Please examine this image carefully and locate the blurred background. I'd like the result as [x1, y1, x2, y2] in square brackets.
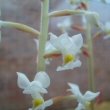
[1, 0, 110, 110]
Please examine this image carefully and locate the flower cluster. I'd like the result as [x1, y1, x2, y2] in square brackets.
[17, 71, 53, 110]
[1, 0, 108, 109]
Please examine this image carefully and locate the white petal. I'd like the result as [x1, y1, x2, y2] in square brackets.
[68, 83, 82, 99]
[17, 72, 30, 89]
[57, 33, 72, 50]
[34, 72, 50, 88]
[75, 103, 85, 110]
[23, 81, 47, 95]
[84, 91, 100, 101]
[45, 41, 60, 55]
[72, 34, 83, 50]
[49, 33, 57, 40]
[57, 60, 81, 71]
[43, 99, 53, 108]
[49, 33, 73, 52]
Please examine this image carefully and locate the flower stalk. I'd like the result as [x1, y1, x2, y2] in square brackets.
[37, 0, 49, 72]
[0, 20, 40, 37]
[49, 10, 85, 17]
[86, 21, 95, 110]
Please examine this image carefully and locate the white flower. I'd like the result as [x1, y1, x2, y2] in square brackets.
[17, 71, 50, 98]
[48, 33, 83, 71]
[68, 83, 100, 110]
[17, 71, 52, 110]
[34, 33, 83, 71]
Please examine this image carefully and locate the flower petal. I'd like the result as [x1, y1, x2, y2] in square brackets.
[34, 72, 50, 88]
[49, 33, 57, 40]
[84, 91, 100, 101]
[23, 81, 48, 95]
[72, 34, 83, 50]
[43, 99, 53, 108]
[68, 83, 82, 98]
[17, 72, 30, 89]
[49, 33, 73, 52]
[57, 59, 81, 71]
[45, 41, 60, 55]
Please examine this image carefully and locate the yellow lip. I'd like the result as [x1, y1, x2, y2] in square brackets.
[64, 54, 75, 64]
[33, 98, 44, 107]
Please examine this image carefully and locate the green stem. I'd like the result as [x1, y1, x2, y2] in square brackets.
[49, 10, 85, 17]
[0, 21, 40, 36]
[86, 22, 95, 92]
[86, 22, 95, 110]
[37, 0, 49, 72]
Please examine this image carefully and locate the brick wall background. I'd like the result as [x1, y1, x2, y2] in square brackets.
[1, 0, 110, 110]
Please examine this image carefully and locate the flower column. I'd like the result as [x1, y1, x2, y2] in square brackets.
[37, 0, 49, 72]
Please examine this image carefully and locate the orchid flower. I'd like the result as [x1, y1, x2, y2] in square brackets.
[47, 33, 83, 71]
[17, 71, 53, 110]
[34, 33, 83, 71]
[68, 83, 100, 110]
